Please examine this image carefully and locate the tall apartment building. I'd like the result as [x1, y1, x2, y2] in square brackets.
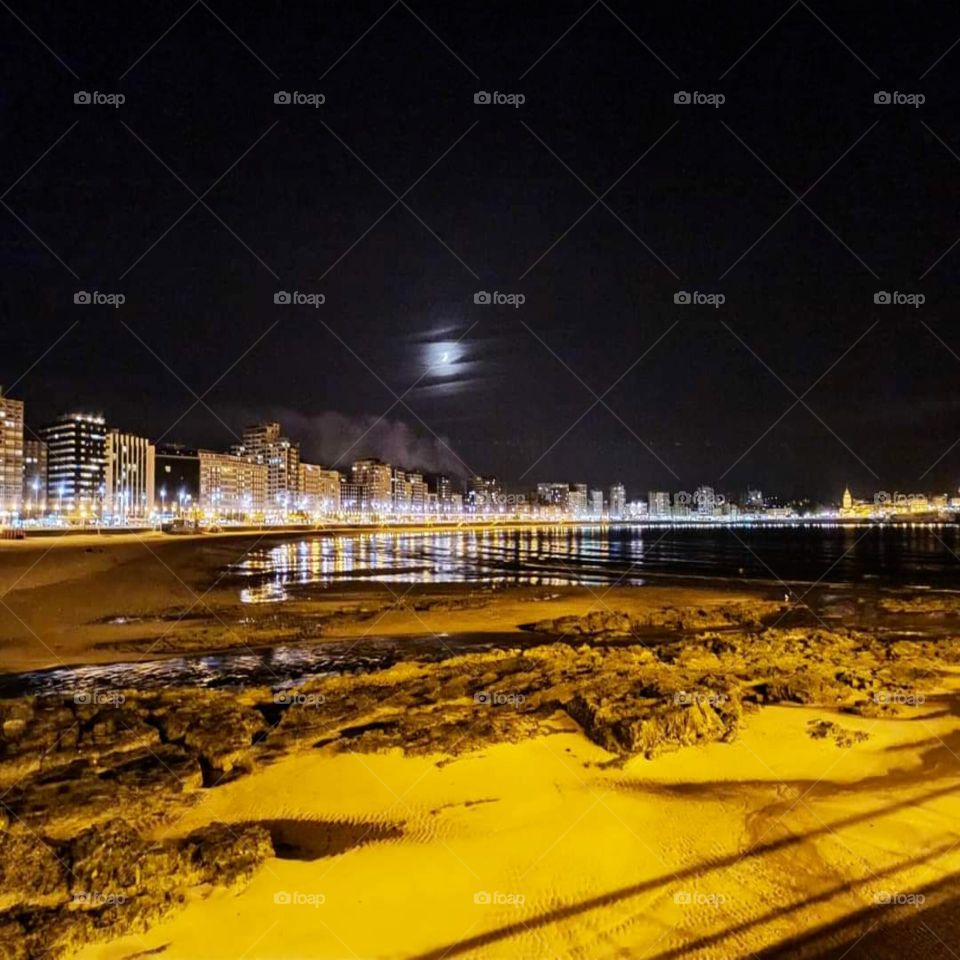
[589, 489, 603, 517]
[198, 450, 267, 517]
[537, 483, 570, 509]
[351, 458, 392, 511]
[40, 413, 107, 516]
[466, 475, 500, 510]
[242, 422, 300, 510]
[435, 474, 452, 507]
[648, 490, 672, 517]
[299, 463, 341, 513]
[391, 469, 428, 513]
[609, 483, 626, 519]
[570, 483, 588, 515]
[23, 439, 47, 515]
[0, 387, 24, 517]
[105, 429, 155, 522]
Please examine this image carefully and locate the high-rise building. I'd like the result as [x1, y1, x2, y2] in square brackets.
[537, 483, 570, 509]
[407, 472, 428, 512]
[0, 388, 24, 517]
[648, 490, 671, 517]
[589, 489, 603, 517]
[570, 483, 588, 515]
[351, 458, 392, 511]
[155, 444, 201, 515]
[105, 429, 155, 522]
[40, 413, 107, 517]
[695, 485, 717, 515]
[609, 483, 626, 519]
[299, 463, 341, 514]
[242, 422, 300, 511]
[466, 475, 500, 510]
[435, 475, 452, 508]
[23, 439, 47, 516]
[392, 468, 411, 511]
[198, 450, 267, 517]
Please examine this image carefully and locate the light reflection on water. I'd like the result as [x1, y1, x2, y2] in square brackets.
[235, 527, 626, 603]
[234, 524, 960, 603]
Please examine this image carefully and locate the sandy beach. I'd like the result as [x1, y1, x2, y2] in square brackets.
[72, 693, 960, 960]
[2, 529, 960, 959]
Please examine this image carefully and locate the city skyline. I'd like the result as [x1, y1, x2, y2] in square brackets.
[3, 384, 959, 522]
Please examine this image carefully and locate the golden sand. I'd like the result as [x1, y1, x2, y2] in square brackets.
[75, 685, 960, 959]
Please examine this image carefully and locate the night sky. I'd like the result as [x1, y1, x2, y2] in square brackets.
[3, 1, 960, 501]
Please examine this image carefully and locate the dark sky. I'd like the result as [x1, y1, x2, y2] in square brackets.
[3, 1, 960, 501]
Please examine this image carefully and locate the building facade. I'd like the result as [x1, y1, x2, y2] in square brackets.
[23, 439, 47, 516]
[40, 413, 107, 517]
[242, 422, 300, 511]
[351, 459, 392, 511]
[609, 483, 626, 519]
[0, 388, 24, 517]
[466, 475, 500, 510]
[198, 450, 267, 517]
[299, 463, 341, 514]
[648, 490, 671, 517]
[105, 429, 155, 522]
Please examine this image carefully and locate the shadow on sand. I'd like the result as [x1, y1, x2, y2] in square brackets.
[410, 702, 960, 960]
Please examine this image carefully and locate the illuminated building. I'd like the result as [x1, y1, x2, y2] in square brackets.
[570, 483, 588, 515]
[745, 488, 763, 512]
[352, 458, 392, 511]
[436, 474, 452, 507]
[0, 387, 24, 517]
[299, 463, 341, 514]
[408, 472, 428, 512]
[242, 422, 300, 510]
[648, 490, 671, 517]
[105, 429, 155, 522]
[589, 489, 603, 517]
[198, 450, 266, 517]
[392, 469, 411, 510]
[466, 475, 500, 510]
[537, 483, 570, 508]
[695, 485, 717, 515]
[40, 413, 106, 517]
[609, 483, 626, 520]
[23, 439, 47, 515]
